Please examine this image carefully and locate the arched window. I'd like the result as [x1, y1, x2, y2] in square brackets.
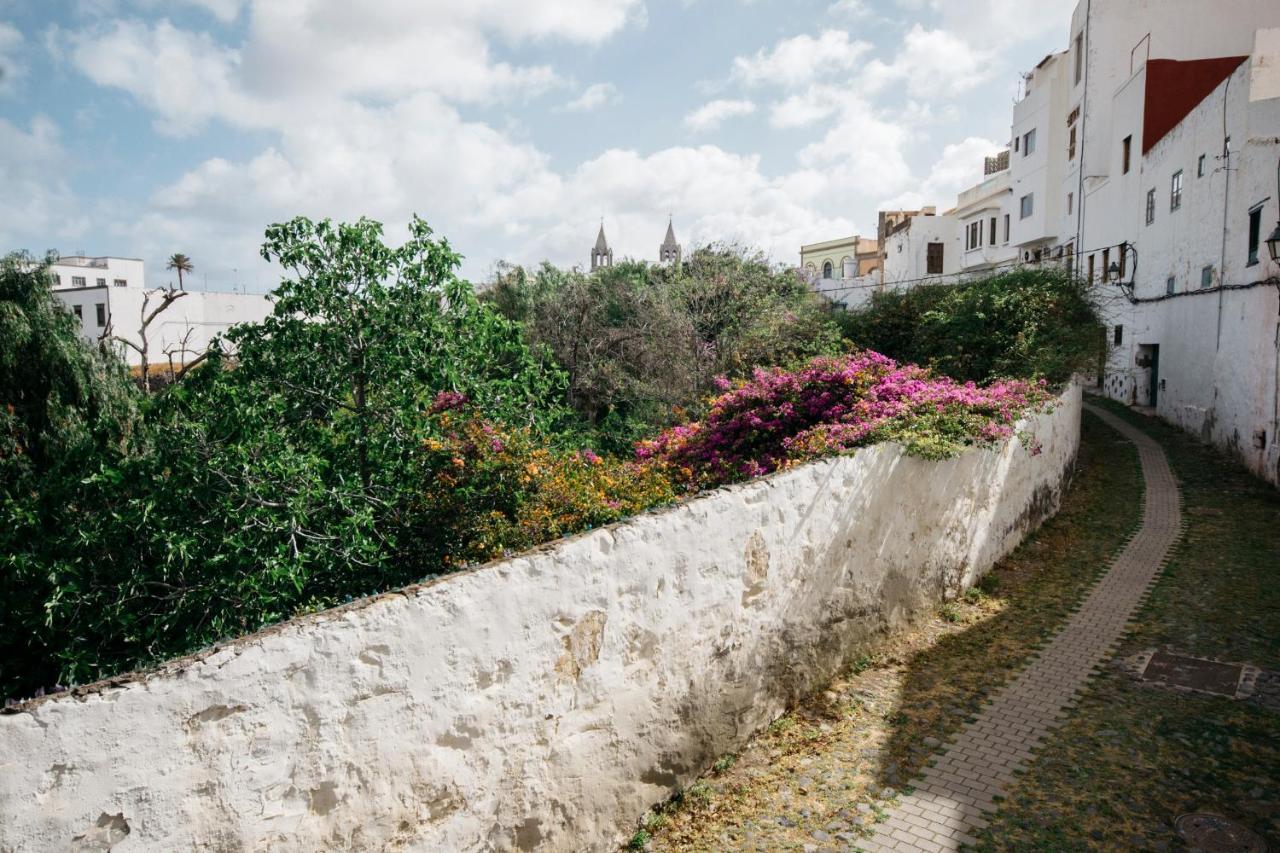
[822, 260, 834, 278]
[841, 256, 855, 278]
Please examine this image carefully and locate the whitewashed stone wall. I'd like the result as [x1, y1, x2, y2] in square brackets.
[0, 387, 1081, 853]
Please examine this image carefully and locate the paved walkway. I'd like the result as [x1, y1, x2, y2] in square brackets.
[860, 404, 1183, 852]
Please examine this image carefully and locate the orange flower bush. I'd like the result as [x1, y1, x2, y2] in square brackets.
[406, 399, 675, 568]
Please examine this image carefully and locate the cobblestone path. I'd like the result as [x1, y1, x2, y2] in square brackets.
[860, 403, 1183, 852]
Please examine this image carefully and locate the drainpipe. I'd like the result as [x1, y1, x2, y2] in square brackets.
[1216, 74, 1233, 352]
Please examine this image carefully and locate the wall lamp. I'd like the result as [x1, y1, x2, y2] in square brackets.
[1269, 156, 1280, 263]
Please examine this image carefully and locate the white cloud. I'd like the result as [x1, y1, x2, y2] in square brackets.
[827, 0, 872, 19]
[59, 19, 264, 135]
[130, 0, 245, 23]
[563, 82, 619, 112]
[894, 0, 1076, 47]
[683, 98, 756, 132]
[769, 86, 842, 129]
[56, 0, 648, 135]
[731, 29, 871, 88]
[0, 116, 90, 250]
[879, 136, 1004, 211]
[860, 25, 995, 99]
[0, 22, 25, 94]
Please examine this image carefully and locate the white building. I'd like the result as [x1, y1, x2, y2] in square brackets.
[49, 256, 273, 369]
[880, 153, 1014, 287]
[1010, 50, 1071, 266]
[875, 2, 1280, 486]
[881, 209, 960, 288]
[953, 156, 1017, 274]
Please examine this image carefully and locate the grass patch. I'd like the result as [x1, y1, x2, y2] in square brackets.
[639, 409, 1144, 851]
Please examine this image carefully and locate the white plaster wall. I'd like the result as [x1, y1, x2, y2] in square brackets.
[0, 388, 1081, 852]
[1010, 52, 1067, 252]
[50, 259, 145, 291]
[1100, 54, 1280, 485]
[51, 288, 275, 366]
[881, 214, 960, 287]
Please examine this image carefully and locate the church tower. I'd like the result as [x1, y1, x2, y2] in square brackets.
[659, 217, 681, 266]
[591, 222, 613, 271]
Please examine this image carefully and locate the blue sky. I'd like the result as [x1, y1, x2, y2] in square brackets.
[0, 0, 1076, 291]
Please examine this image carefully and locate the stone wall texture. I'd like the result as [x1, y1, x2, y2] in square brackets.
[0, 386, 1081, 853]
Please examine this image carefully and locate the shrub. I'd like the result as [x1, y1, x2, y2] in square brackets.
[403, 398, 676, 568]
[637, 351, 1051, 489]
[838, 267, 1103, 384]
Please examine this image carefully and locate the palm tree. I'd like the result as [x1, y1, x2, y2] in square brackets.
[166, 253, 194, 291]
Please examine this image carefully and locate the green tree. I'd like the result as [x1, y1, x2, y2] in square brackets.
[486, 245, 842, 450]
[0, 251, 145, 697]
[166, 253, 193, 291]
[0, 218, 569, 700]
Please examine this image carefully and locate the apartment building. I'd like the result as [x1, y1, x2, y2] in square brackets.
[876, 2, 1280, 486]
[49, 256, 273, 368]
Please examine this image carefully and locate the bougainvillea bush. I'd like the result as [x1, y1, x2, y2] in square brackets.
[637, 351, 1052, 489]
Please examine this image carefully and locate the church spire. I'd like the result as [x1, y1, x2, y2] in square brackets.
[591, 220, 613, 271]
[659, 215, 681, 266]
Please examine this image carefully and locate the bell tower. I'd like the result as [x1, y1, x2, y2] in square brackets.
[591, 221, 613, 271]
[659, 216, 682, 266]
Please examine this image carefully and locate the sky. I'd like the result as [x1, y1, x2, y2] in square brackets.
[0, 0, 1078, 292]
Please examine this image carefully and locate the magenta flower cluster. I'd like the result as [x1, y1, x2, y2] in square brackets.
[429, 390, 469, 414]
[636, 351, 1050, 487]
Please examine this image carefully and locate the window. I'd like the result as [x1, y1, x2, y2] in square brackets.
[1023, 128, 1036, 156]
[1113, 325, 1123, 346]
[73, 305, 82, 319]
[71, 275, 86, 287]
[1088, 253, 1095, 282]
[1200, 265, 1213, 289]
[1065, 242, 1075, 276]
[1170, 170, 1183, 210]
[1247, 206, 1263, 266]
[1166, 275, 1176, 295]
[1122, 135, 1132, 174]
[1020, 193, 1034, 219]
[53, 274, 61, 286]
[1197, 154, 1206, 177]
[96, 277, 106, 287]
[1146, 188, 1156, 225]
[1074, 33, 1083, 85]
[1067, 192, 1074, 216]
[822, 260, 833, 278]
[1003, 214, 1010, 242]
[1068, 126, 1077, 160]
[113, 279, 127, 287]
[966, 221, 982, 250]
[1118, 244, 1127, 279]
[926, 242, 944, 274]
[989, 216, 997, 245]
[95, 303, 106, 327]
[1102, 248, 1111, 282]
[1013, 136, 1019, 153]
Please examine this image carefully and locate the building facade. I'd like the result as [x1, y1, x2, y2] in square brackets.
[49, 256, 273, 368]
[872, 3, 1280, 486]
